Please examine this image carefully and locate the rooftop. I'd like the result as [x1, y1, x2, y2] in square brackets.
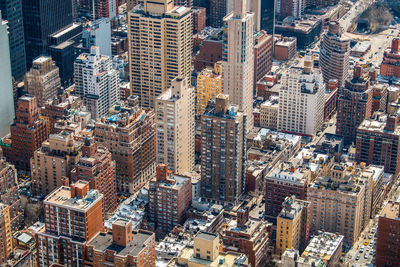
[301, 232, 343, 261]
[380, 201, 400, 220]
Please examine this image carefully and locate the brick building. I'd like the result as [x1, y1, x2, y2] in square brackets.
[274, 37, 296, 61]
[149, 165, 192, 237]
[192, 7, 206, 34]
[0, 204, 12, 264]
[380, 38, 400, 78]
[2, 96, 49, 171]
[71, 138, 117, 213]
[253, 31, 273, 87]
[193, 28, 223, 71]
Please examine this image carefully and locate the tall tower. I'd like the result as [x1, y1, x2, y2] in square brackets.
[155, 77, 195, 174]
[128, 0, 192, 108]
[0, 14, 15, 139]
[0, 0, 26, 80]
[223, 0, 254, 132]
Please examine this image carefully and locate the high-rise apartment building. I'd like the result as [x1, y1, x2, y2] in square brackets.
[276, 0, 303, 19]
[24, 56, 61, 108]
[128, 0, 192, 108]
[223, 0, 254, 131]
[196, 63, 223, 115]
[71, 138, 117, 213]
[0, 159, 23, 230]
[380, 38, 400, 78]
[148, 165, 192, 236]
[2, 96, 49, 171]
[94, 95, 156, 193]
[336, 65, 373, 144]
[254, 31, 273, 87]
[278, 57, 325, 136]
[36, 180, 104, 267]
[74, 46, 120, 119]
[307, 163, 374, 245]
[276, 196, 310, 256]
[356, 113, 400, 175]
[81, 18, 112, 57]
[0, 0, 26, 80]
[376, 201, 400, 267]
[320, 21, 350, 87]
[192, 7, 206, 34]
[155, 77, 194, 174]
[22, 0, 73, 68]
[31, 131, 82, 196]
[0, 15, 15, 139]
[200, 94, 246, 204]
[0, 203, 12, 264]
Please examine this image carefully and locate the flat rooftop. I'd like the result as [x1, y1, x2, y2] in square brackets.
[380, 201, 400, 220]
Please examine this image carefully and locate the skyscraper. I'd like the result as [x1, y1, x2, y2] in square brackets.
[320, 21, 350, 87]
[128, 0, 192, 108]
[276, 0, 303, 19]
[22, 0, 73, 68]
[155, 77, 195, 174]
[223, 0, 254, 132]
[24, 56, 61, 107]
[74, 46, 120, 119]
[0, 14, 15, 139]
[210, 0, 227, 27]
[0, 0, 26, 81]
[261, 0, 275, 34]
[200, 94, 246, 204]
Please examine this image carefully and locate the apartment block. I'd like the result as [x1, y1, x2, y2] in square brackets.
[128, 0, 192, 108]
[149, 165, 192, 236]
[196, 63, 222, 115]
[260, 97, 278, 130]
[2, 96, 49, 171]
[85, 219, 156, 266]
[36, 181, 104, 267]
[192, 7, 206, 34]
[155, 77, 195, 174]
[193, 28, 223, 71]
[276, 0, 303, 19]
[94, 95, 156, 193]
[31, 131, 82, 196]
[274, 37, 296, 61]
[253, 31, 273, 87]
[380, 38, 400, 78]
[200, 94, 246, 204]
[278, 57, 325, 136]
[223, 0, 254, 131]
[71, 138, 117, 213]
[320, 21, 350, 87]
[74, 46, 120, 119]
[0, 204, 12, 264]
[24, 56, 61, 108]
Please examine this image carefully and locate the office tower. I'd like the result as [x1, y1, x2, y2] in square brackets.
[200, 94, 246, 204]
[356, 113, 400, 175]
[74, 46, 120, 119]
[278, 57, 325, 136]
[376, 201, 400, 267]
[71, 138, 117, 213]
[223, 0, 254, 131]
[2, 96, 49, 171]
[210, 0, 227, 27]
[336, 65, 373, 144]
[192, 7, 206, 34]
[24, 56, 61, 108]
[307, 163, 375, 245]
[85, 219, 156, 266]
[0, 204, 12, 264]
[148, 165, 192, 236]
[0, 159, 23, 231]
[380, 38, 400, 78]
[94, 95, 156, 193]
[81, 18, 112, 57]
[0, 0, 26, 81]
[261, 0, 275, 34]
[320, 21, 350, 87]
[222, 208, 272, 267]
[22, 0, 73, 68]
[31, 131, 82, 196]
[276, 0, 303, 19]
[276, 196, 310, 256]
[128, 0, 192, 108]
[36, 181, 104, 267]
[253, 31, 273, 87]
[0, 16, 15, 139]
[265, 163, 309, 221]
[196, 63, 222, 115]
[155, 77, 194, 174]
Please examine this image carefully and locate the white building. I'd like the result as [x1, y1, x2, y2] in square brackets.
[74, 46, 119, 119]
[155, 77, 195, 175]
[82, 18, 112, 57]
[0, 14, 15, 138]
[223, 0, 254, 132]
[278, 57, 325, 136]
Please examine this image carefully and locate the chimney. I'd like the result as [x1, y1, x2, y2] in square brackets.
[385, 115, 399, 132]
[215, 94, 229, 114]
[62, 177, 70, 187]
[392, 38, 400, 53]
[112, 219, 133, 247]
[328, 79, 338, 91]
[237, 208, 249, 227]
[156, 164, 168, 182]
[354, 64, 363, 79]
[70, 180, 89, 199]
[369, 69, 377, 82]
[328, 21, 340, 35]
[82, 138, 97, 157]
